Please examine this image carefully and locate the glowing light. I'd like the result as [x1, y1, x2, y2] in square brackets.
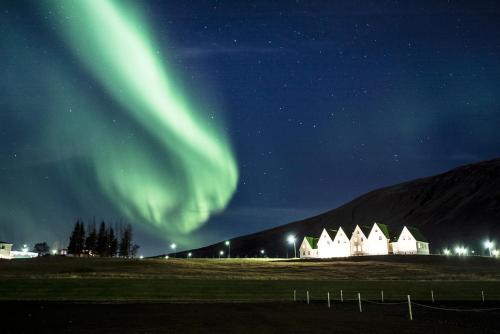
[164, 255, 169, 259]
[139, 255, 144, 259]
[225, 241, 230, 246]
[443, 249, 450, 256]
[260, 249, 265, 254]
[484, 241, 494, 249]
[170, 243, 177, 250]
[287, 235, 296, 244]
[454, 246, 468, 256]
[187, 252, 192, 258]
[44, 0, 238, 238]
[492, 250, 499, 257]
[51, 249, 57, 255]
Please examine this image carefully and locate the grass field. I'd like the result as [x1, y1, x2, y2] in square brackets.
[1, 256, 500, 333]
[0, 255, 499, 302]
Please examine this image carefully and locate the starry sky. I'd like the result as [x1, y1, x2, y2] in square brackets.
[1, 1, 500, 256]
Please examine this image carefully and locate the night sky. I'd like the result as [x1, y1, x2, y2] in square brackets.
[1, 1, 500, 256]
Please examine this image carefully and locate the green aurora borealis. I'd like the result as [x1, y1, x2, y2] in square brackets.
[42, 0, 238, 236]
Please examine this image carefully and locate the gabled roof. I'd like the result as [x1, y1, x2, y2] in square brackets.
[374, 223, 391, 239]
[336, 227, 352, 238]
[358, 225, 372, 236]
[0, 241, 12, 244]
[406, 226, 427, 242]
[305, 236, 319, 249]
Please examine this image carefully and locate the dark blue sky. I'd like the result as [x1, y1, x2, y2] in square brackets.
[1, 1, 500, 255]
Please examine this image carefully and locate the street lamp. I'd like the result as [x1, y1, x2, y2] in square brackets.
[287, 235, 297, 258]
[443, 249, 450, 256]
[170, 243, 177, 258]
[51, 249, 57, 255]
[484, 240, 494, 257]
[260, 249, 265, 257]
[225, 240, 231, 258]
[219, 250, 224, 259]
[187, 252, 192, 258]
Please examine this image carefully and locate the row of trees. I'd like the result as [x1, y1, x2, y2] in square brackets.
[68, 220, 139, 257]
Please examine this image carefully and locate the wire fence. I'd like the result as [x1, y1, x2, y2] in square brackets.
[293, 289, 500, 320]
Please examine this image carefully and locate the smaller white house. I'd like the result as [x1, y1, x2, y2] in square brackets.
[367, 222, 391, 255]
[393, 226, 429, 255]
[331, 227, 352, 257]
[299, 236, 319, 258]
[0, 241, 13, 259]
[350, 225, 371, 256]
[317, 229, 337, 258]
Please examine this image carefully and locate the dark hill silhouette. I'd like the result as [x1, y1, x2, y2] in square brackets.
[171, 158, 500, 258]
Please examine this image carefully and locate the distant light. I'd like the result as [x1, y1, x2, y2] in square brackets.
[22, 244, 29, 253]
[170, 243, 177, 250]
[287, 235, 296, 244]
[484, 241, 494, 250]
[225, 240, 230, 246]
[260, 249, 265, 254]
[219, 250, 224, 255]
[51, 249, 57, 255]
[443, 249, 450, 256]
[164, 255, 169, 259]
[492, 249, 499, 257]
[139, 255, 144, 259]
[455, 246, 467, 256]
[188, 252, 192, 258]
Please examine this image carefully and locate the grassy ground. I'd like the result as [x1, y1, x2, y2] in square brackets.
[0, 256, 499, 301]
[1, 256, 499, 332]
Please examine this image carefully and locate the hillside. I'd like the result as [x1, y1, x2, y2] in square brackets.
[173, 158, 500, 258]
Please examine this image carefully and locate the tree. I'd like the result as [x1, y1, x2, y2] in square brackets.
[68, 220, 85, 255]
[96, 221, 108, 257]
[109, 227, 118, 257]
[131, 244, 140, 258]
[85, 222, 97, 255]
[119, 224, 132, 258]
[33, 242, 50, 256]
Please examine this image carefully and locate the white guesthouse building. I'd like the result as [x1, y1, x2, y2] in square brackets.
[299, 236, 318, 258]
[301, 223, 429, 258]
[0, 241, 13, 259]
[391, 226, 429, 255]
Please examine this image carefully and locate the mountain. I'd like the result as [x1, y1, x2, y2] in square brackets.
[172, 158, 500, 258]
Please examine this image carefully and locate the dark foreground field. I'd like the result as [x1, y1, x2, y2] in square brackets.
[1, 301, 499, 334]
[1, 256, 499, 332]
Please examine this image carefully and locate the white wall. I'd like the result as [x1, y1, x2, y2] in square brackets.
[317, 229, 335, 258]
[299, 238, 318, 258]
[395, 226, 418, 254]
[331, 227, 351, 257]
[0, 243, 13, 259]
[367, 223, 390, 255]
[350, 225, 368, 255]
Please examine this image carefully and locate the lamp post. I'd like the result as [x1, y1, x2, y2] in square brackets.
[187, 252, 192, 258]
[287, 235, 297, 258]
[219, 250, 224, 259]
[484, 241, 494, 257]
[225, 240, 231, 258]
[260, 249, 265, 257]
[170, 243, 177, 258]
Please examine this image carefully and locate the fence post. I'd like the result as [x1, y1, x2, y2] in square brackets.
[381, 290, 384, 302]
[431, 290, 434, 303]
[340, 289, 343, 302]
[307, 290, 310, 304]
[407, 295, 413, 321]
[293, 289, 296, 302]
[327, 292, 331, 308]
[358, 293, 362, 313]
[482, 290, 485, 303]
